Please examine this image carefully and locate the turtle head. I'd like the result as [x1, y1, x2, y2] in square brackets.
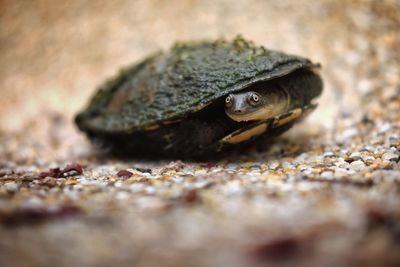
[224, 89, 288, 122]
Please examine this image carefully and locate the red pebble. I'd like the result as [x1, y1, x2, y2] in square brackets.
[39, 163, 83, 178]
[39, 168, 62, 178]
[62, 164, 83, 176]
[117, 170, 133, 178]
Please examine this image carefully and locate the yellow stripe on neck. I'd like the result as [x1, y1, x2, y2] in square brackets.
[226, 102, 287, 122]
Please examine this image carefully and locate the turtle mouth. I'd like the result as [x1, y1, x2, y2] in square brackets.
[225, 106, 278, 122]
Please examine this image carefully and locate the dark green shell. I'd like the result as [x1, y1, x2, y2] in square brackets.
[75, 36, 322, 158]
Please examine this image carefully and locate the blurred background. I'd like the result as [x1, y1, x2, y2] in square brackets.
[4, 0, 399, 133]
[0, 1, 399, 267]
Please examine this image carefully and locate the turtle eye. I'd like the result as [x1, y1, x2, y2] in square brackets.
[225, 95, 233, 107]
[248, 93, 261, 106]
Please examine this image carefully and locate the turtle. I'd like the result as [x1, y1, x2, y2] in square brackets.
[75, 36, 323, 158]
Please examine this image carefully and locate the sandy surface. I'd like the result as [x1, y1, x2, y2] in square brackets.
[0, 0, 399, 266]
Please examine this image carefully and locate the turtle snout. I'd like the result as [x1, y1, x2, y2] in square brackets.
[234, 109, 242, 113]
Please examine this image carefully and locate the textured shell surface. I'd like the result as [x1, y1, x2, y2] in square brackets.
[76, 36, 316, 134]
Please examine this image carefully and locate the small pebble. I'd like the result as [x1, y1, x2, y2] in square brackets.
[301, 168, 312, 176]
[116, 191, 130, 200]
[134, 167, 152, 174]
[363, 156, 375, 165]
[62, 164, 83, 176]
[361, 146, 375, 153]
[117, 170, 133, 178]
[349, 152, 362, 162]
[20, 197, 44, 209]
[4, 182, 18, 192]
[382, 152, 399, 162]
[323, 151, 335, 158]
[350, 160, 366, 171]
[282, 162, 295, 170]
[320, 171, 334, 179]
[389, 135, 400, 146]
[378, 122, 391, 134]
[269, 161, 280, 170]
[341, 128, 358, 139]
[336, 160, 351, 170]
[334, 168, 355, 178]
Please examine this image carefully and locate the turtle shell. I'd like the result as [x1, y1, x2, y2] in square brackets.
[75, 36, 323, 158]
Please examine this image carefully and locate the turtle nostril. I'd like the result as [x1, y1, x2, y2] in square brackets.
[234, 109, 242, 113]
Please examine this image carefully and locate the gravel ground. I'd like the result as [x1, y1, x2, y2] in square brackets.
[0, 1, 399, 267]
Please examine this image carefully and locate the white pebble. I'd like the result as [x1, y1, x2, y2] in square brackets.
[382, 152, 399, 162]
[350, 160, 366, 171]
[20, 197, 43, 209]
[334, 168, 355, 178]
[4, 182, 18, 192]
[282, 162, 295, 169]
[363, 156, 375, 164]
[378, 122, 391, 134]
[268, 161, 280, 170]
[320, 171, 334, 179]
[349, 152, 362, 161]
[341, 128, 358, 139]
